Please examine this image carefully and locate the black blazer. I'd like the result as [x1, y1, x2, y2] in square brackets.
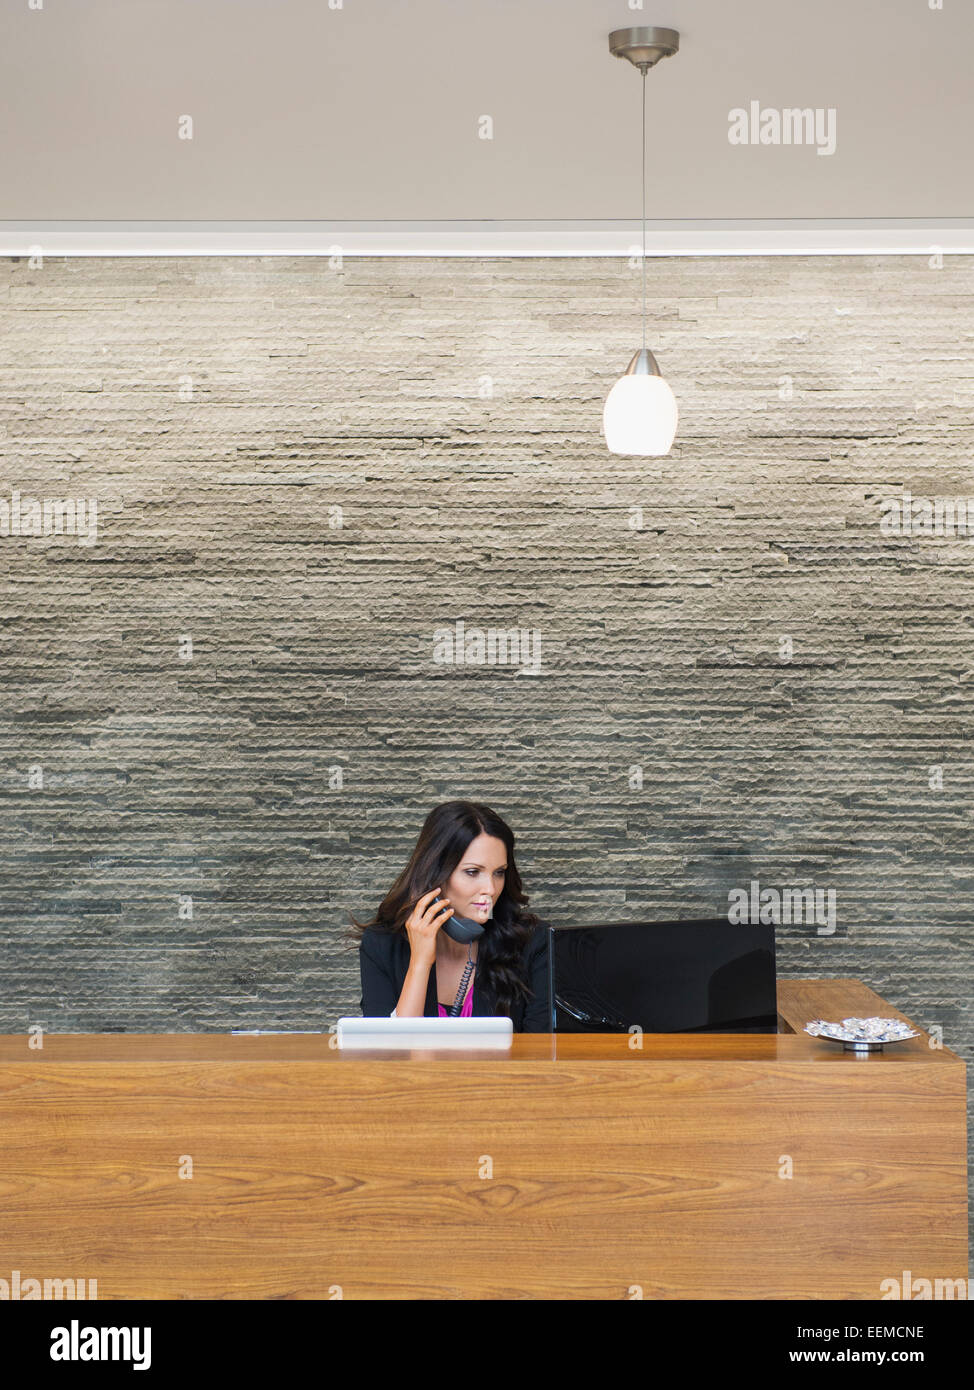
[359, 920, 551, 1032]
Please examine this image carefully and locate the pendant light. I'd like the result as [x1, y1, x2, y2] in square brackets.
[603, 27, 680, 457]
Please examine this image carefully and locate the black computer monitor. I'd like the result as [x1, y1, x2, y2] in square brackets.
[549, 919, 778, 1033]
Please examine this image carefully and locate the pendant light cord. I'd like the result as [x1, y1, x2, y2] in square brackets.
[641, 69, 647, 350]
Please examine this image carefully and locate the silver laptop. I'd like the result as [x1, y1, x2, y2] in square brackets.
[336, 1016, 513, 1050]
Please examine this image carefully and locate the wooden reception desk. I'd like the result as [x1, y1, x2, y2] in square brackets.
[0, 979, 966, 1300]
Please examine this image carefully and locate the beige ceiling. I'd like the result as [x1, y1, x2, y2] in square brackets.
[0, 0, 971, 249]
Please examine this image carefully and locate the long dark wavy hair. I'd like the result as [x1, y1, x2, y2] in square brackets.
[349, 800, 539, 1015]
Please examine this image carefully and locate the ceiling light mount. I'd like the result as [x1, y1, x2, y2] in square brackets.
[608, 26, 680, 75]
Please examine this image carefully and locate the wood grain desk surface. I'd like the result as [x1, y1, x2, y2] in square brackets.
[0, 977, 964, 1300]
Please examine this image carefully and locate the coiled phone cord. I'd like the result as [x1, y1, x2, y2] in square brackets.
[447, 946, 476, 1017]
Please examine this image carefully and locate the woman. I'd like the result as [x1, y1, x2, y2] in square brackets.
[352, 800, 550, 1031]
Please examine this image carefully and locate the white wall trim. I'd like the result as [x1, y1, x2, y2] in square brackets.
[1, 220, 972, 258]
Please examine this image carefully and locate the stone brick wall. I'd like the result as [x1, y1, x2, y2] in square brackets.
[1, 253, 971, 1241]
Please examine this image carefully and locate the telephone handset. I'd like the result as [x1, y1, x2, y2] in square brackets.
[431, 894, 486, 945]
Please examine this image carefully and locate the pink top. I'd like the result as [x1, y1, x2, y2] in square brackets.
[438, 974, 474, 1018]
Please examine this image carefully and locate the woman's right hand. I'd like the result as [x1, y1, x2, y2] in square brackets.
[404, 887, 453, 964]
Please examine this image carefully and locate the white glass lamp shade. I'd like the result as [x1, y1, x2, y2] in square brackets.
[603, 361, 678, 457]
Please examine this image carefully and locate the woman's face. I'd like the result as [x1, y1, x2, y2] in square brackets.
[443, 833, 508, 924]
